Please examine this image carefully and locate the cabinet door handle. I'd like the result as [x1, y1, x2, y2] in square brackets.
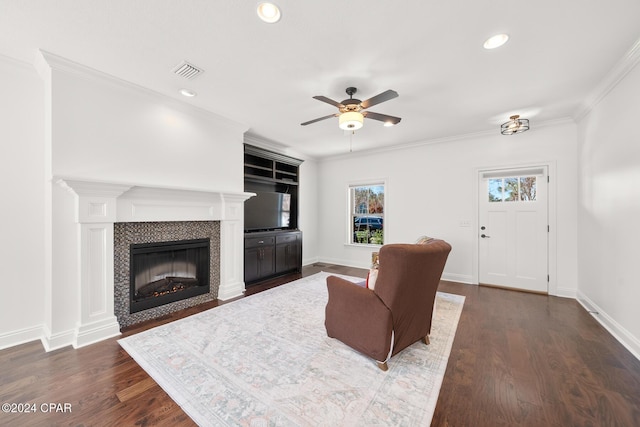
[258, 240, 264, 244]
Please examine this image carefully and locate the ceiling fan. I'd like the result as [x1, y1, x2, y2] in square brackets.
[301, 87, 401, 130]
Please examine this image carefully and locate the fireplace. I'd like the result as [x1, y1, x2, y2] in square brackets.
[49, 178, 252, 351]
[130, 238, 210, 313]
[113, 220, 221, 328]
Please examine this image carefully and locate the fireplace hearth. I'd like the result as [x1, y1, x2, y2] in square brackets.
[130, 238, 210, 313]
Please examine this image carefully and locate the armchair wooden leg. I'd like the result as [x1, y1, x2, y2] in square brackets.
[422, 335, 430, 345]
[377, 361, 388, 371]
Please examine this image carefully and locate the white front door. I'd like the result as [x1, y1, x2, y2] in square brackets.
[478, 166, 548, 293]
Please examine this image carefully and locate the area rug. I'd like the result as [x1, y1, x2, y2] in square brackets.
[118, 272, 465, 426]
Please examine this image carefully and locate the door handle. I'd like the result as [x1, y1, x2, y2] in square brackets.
[481, 234, 491, 238]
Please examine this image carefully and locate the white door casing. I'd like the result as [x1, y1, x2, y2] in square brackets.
[478, 166, 549, 293]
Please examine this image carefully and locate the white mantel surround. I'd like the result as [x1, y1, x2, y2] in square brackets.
[55, 177, 254, 350]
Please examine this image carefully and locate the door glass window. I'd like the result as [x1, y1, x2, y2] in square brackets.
[504, 178, 518, 201]
[519, 176, 537, 201]
[488, 176, 537, 202]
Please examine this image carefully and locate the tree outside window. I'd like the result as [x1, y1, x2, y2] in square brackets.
[489, 176, 537, 202]
[349, 184, 384, 245]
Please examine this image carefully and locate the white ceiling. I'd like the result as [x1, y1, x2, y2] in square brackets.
[2, 1, 640, 158]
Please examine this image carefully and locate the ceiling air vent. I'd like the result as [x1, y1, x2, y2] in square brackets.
[172, 61, 204, 80]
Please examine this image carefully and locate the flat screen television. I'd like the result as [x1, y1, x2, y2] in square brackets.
[245, 191, 291, 231]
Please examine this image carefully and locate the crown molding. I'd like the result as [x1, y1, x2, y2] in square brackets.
[573, 37, 640, 122]
[35, 50, 249, 134]
[0, 52, 36, 71]
[319, 117, 576, 162]
[244, 132, 312, 161]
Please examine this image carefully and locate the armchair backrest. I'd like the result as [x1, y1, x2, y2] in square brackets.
[373, 240, 451, 355]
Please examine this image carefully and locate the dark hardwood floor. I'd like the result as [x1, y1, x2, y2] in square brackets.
[1, 264, 639, 426]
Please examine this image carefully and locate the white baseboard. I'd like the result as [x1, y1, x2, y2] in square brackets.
[442, 272, 473, 284]
[218, 280, 245, 301]
[74, 317, 121, 349]
[302, 256, 320, 267]
[314, 258, 472, 286]
[577, 291, 640, 362]
[0, 325, 45, 351]
[41, 325, 76, 352]
[316, 257, 369, 270]
[553, 286, 577, 299]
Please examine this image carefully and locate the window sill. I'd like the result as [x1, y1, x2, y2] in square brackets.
[344, 242, 383, 249]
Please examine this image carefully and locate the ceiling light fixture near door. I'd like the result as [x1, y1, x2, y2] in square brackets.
[257, 2, 281, 23]
[501, 115, 529, 135]
[483, 33, 509, 49]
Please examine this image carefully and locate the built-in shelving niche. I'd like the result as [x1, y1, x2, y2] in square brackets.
[243, 144, 303, 285]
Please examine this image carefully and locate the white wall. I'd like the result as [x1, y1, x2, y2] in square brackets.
[48, 57, 245, 191]
[299, 158, 319, 265]
[576, 60, 640, 357]
[316, 121, 578, 295]
[0, 55, 46, 349]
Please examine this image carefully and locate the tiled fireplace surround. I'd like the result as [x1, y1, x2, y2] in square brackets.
[58, 178, 253, 349]
[113, 220, 220, 328]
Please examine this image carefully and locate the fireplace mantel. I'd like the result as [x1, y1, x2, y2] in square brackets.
[54, 177, 254, 349]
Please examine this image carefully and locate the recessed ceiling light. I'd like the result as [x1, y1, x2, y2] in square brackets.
[257, 2, 281, 23]
[483, 33, 509, 49]
[179, 88, 197, 97]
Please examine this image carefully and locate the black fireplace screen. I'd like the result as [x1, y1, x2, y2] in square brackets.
[130, 238, 210, 313]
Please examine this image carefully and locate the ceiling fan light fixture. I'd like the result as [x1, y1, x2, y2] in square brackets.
[501, 114, 530, 135]
[484, 33, 509, 49]
[339, 111, 364, 130]
[383, 121, 395, 127]
[257, 2, 281, 23]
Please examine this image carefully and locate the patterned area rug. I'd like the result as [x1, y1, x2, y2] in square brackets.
[118, 272, 465, 426]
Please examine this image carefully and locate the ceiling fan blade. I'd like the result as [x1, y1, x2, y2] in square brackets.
[313, 95, 345, 108]
[301, 113, 338, 126]
[363, 111, 402, 125]
[360, 90, 399, 109]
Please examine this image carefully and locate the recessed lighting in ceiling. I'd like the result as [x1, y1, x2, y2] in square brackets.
[179, 88, 197, 97]
[483, 33, 509, 49]
[257, 3, 281, 23]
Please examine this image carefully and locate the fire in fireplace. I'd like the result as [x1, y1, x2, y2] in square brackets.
[130, 238, 210, 313]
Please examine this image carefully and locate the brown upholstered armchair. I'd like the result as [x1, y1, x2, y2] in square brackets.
[324, 239, 451, 371]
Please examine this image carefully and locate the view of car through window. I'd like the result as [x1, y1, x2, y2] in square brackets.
[350, 184, 384, 245]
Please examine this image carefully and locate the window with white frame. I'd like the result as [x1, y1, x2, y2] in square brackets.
[349, 183, 384, 245]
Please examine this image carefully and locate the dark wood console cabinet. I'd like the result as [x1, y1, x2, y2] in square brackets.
[244, 144, 303, 286]
[244, 230, 302, 285]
